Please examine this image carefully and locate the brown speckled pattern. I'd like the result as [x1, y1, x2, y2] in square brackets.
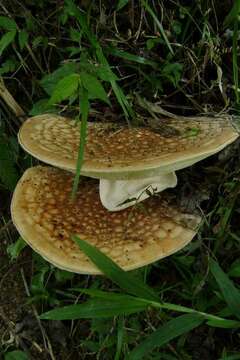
[23, 115, 229, 161]
[18, 115, 238, 180]
[11, 166, 201, 274]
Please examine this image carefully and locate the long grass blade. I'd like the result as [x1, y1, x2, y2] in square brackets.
[72, 236, 159, 301]
[40, 298, 148, 320]
[210, 258, 240, 320]
[127, 314, 204, 360]
[141, 0, 174, 55]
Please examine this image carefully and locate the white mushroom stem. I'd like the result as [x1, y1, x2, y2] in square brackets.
[99, 173, 177, 211]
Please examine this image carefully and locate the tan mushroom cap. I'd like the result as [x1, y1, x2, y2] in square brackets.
[18, 114, 239, 180]
[11, 166, 201, 274]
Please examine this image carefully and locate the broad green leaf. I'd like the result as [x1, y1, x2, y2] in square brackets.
[0, 30, 16, 56]
[4, 350, 28, 360]
[0, 59, 17, 75]
[72, 236, 159, 302]
[224, 0, 240, 27]
[81, 72, 110, 104]
[29, 99, 56, 116]
[54, 269, 74, 283]
[71, 88, 89, 198]
[127, 314, 204, 360]
[40, 62, 79, 95]
[228, 259, 240, 278]
[40, 298, 148, 320]
[18, 30, 29, 50]
[0, 16, 17, 31]
[7, 237, 27, 260]
[117, 0, 130, 11]
[162, 63, 183, 87]
[210, 258, 240, 320]
[48, 73, 80, 105]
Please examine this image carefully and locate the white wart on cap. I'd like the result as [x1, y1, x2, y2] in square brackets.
[11, 166, 201, 274]
[18, 114, 239, 180]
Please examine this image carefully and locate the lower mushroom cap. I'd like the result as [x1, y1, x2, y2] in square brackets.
[11, 166, 201, 274]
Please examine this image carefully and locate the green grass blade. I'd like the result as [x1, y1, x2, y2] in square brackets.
[72, 236, 159, 302]
[115, 316, 125, 360]
[127, 314, 204, 360]
[206, 318, 240, 329]
[40, 298, 148, 320]
[107, 47, 159, 68]
[233, 21, 239, 105]
[71, 89, 89, 198]
[141, 0, 174, 55]
[210, 258, 240, 320]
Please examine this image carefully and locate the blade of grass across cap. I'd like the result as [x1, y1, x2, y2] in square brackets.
[66, 0, 134, 122]
[210, 258, 240, 320]
[40, 298, 148, 320]
[127, 313, 204, 360]
[71, 88, 89, 199]
[72, 236, 159, 301]
[141, 0, 174, 55]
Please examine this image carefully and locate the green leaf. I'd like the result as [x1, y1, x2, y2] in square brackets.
[210, 258, 240, 320]
[48, 73, 80, 105]
[116, 0, 130, 11]
[228, 259, 240, 278]
[0, 59, 17, 75]
[224, 0, 240, 27]
[54, 269, 74, 283]
[29, 99, 56, 116]
[4, 350, 28, 360]
[81, 72, 110, 104]
[162, 63, 183, 87]
[18, 30, 29, 50]
[40, 298, 148, 320]
[72, 236, 159, 302]
[0, 16, 17, 31]
[7, 237, 27, 260]
[127, 314, 204, 360]
[40, 62, 79, 95]
[0, 30, 16, 56]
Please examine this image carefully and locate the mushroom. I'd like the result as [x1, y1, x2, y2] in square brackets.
[18, 114, 239, 210]
[11, 166, 201, 274]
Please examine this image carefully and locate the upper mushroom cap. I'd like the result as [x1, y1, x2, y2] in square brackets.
[18, 114, 239, 180]
[11, 166, 201, 274]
